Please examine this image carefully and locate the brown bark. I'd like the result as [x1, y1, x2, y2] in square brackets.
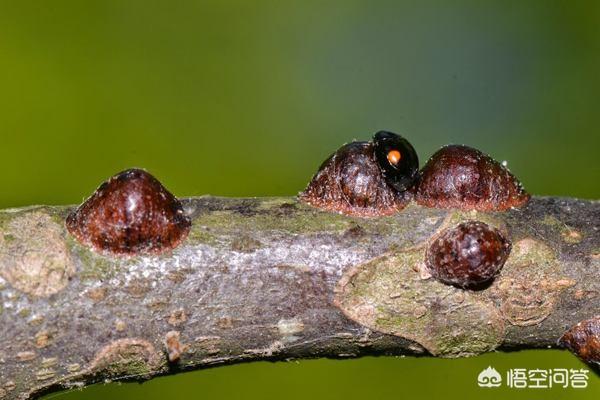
[0, 196, 598, 399]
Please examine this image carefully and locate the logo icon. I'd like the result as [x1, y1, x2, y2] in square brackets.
[478, 366, 502, 388]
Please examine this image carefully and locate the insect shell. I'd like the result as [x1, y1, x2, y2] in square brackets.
[300, 132, 530, 216]
[558, 316, 600, 368]
[425, 221, 511, 288]
[66, 168, 191, 256]
[299, 131, 419, 217]
[415, 144, 530, 211]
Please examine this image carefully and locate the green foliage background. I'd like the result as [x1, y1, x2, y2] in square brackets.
[0, 1, 597, 399]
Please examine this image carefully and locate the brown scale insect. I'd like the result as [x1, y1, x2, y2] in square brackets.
[559, 316, 600, 369]
[299, 131, 419, 217]
[164, 331, 184, 363]
[66, 168, 191, 256]
[425, 221, 511, 288]
[415, 145, 530, 211]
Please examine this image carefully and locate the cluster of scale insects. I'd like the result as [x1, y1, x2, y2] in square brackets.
[297, 131, 530, 288]
[64, 131, 598, 366]
[66, 131, 529, 290]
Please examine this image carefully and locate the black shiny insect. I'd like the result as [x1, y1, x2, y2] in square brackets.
[373, 131, 419, 192]
[299, 130, 419, 216]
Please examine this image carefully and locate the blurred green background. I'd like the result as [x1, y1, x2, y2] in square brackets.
[0, 1, 597, 399]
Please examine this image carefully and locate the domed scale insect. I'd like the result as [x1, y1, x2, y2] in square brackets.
[425, 220, 512, 288]
[66, 168, 191, 256]
[300, 131, 529, 216]
[415, 144, 530, 211]
[299, 131, 419, 217]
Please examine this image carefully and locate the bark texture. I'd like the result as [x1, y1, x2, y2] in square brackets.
[0, 196, 598, 399]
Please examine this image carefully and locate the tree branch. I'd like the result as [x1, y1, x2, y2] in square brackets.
[0, 196, 598, 399]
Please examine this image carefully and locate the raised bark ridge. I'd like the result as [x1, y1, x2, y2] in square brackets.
[0, 196, 598, 399]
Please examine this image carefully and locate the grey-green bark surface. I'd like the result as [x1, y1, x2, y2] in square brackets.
[0, 196, 598, 399]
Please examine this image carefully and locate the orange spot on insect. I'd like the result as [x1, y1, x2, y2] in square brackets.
[387, 150, 401, 165]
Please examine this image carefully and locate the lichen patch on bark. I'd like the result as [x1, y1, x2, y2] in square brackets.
[191, 197, 447, 250]
[541, 215, 584, 244]
[489, 238, 575, 326]
[190, 336, 222, 357]
[0, 211, 74, 297]
[334, 249, 505, 357]
[87, 338, 163, 379]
